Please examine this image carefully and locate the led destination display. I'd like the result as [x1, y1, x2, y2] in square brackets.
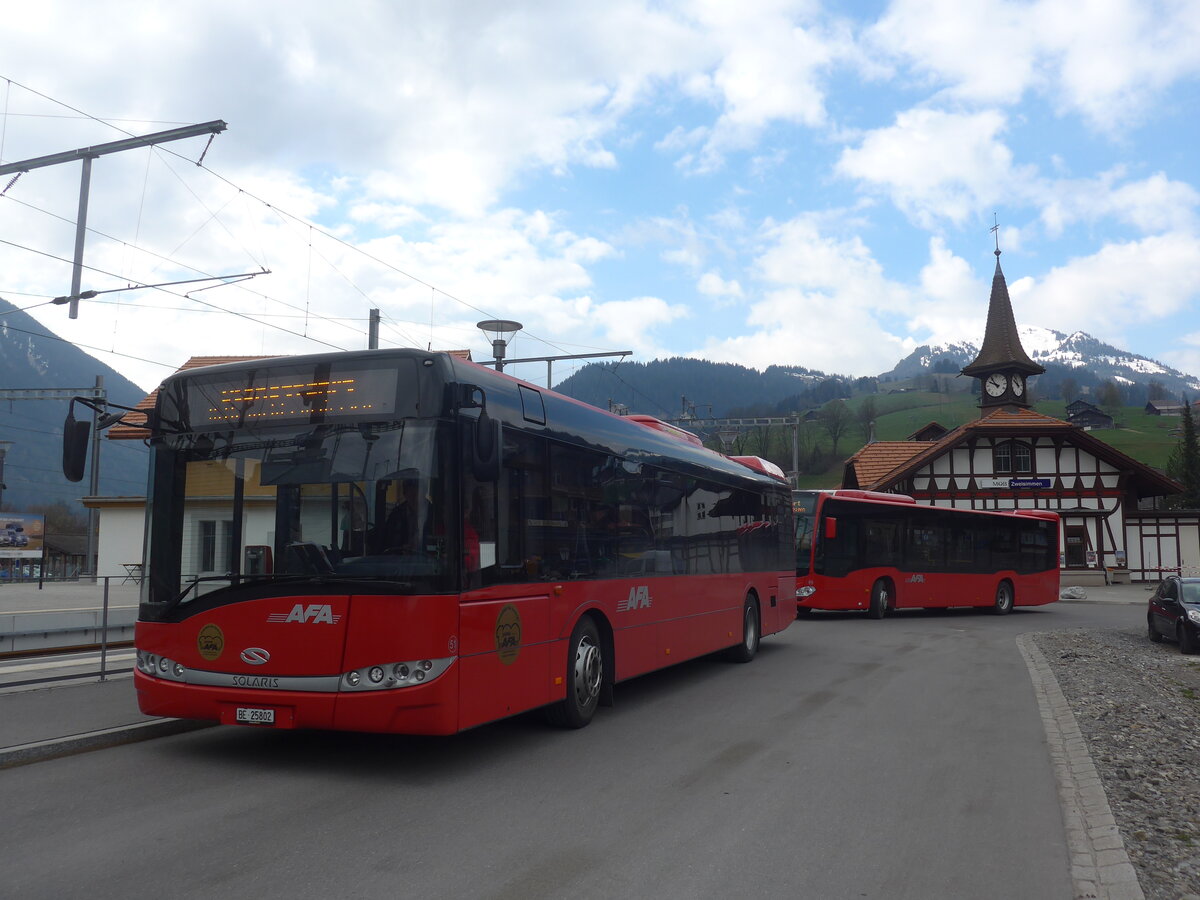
[183, 365, 402, 430]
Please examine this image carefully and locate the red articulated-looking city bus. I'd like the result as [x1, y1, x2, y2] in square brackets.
[794, 490, 1059, 617]
[120, 349, 795, 734]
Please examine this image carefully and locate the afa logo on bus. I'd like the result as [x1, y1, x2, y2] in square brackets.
[618, 586, 652, 612]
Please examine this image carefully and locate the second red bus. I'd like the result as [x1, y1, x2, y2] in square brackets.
[794, 489, 1059, 616]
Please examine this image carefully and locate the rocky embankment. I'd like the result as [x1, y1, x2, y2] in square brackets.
[1031, 627, 1200, 900]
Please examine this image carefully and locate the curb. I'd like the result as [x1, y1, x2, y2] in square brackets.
[1018, 634, 1145, 900]
[0, 718, 216, 769]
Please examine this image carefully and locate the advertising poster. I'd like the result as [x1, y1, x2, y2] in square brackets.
[0, 513, 45, 559]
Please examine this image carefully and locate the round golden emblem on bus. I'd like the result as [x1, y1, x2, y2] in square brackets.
[197, 624, 224, 661]
[495, 604, 521, 665]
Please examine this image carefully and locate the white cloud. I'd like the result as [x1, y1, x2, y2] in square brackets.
[675, 1, 851, 172]
[908, 237, 988, 344]
[1041, 170, 1200, 237]
[588, 296, 689, 357]
[1012, 233, 1200, 337]
[870, 0, 1200, 131]
[836, 108, 1035, 227]
[697, 271, 743, 298]
[694, 216, 912, 375]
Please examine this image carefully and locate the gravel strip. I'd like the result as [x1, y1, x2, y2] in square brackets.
[1030, 626, 1200, 900]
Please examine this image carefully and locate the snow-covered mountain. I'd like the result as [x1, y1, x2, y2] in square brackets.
[885, 326, 1200, 396]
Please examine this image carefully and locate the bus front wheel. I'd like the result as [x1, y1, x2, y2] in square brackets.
[547, 616, 604, 728]
[991, 581, 1014, 615]
[868, 580, 890, 619]
[726, 595, 760, 663]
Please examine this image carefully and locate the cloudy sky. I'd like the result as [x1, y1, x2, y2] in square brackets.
[2, 0, 1199, 393]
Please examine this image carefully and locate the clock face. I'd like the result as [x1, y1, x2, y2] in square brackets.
[1012, 374, 1025, 396]
[985, 373, 1008, 397]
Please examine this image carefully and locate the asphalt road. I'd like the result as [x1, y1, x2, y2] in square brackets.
[1, 601, 1138, 900]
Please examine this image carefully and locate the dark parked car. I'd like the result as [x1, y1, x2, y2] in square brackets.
[1147, 575, 1200, 654]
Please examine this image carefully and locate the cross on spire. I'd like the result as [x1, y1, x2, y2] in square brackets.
[990, 213, 1001, 256]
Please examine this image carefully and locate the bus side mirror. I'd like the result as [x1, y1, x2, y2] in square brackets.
[824, 517, 837, 540]
[62, 407, 91, 483]
[471, 411, 499, 482]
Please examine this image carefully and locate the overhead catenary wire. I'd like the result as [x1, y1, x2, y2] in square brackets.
[0, 76, 629, 365]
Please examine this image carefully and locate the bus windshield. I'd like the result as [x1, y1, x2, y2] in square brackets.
[147, 417, 457, 602]
[793, 491, 818, 575]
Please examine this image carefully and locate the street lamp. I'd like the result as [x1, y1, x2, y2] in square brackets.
[476, 319, 523, 372]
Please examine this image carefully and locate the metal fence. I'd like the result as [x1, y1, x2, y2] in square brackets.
[1, 577, 136, 688]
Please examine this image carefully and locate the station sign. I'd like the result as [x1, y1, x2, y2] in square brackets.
[980, 477, 1052, 490]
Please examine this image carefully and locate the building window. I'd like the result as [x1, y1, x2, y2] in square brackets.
[198, 519, 235, 573]
[993, 441, 1033, 474]
[199, 520, 217, 571]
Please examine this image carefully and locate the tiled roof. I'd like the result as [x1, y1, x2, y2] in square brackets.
[843, 442, 929, 488]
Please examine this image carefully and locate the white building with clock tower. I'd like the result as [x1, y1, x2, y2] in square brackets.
[842, 246, 1197, 585]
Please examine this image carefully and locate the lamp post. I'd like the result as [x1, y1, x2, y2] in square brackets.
[476, 319, 523, 372]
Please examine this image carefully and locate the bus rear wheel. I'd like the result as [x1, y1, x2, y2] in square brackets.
[547, 616, 604, 728]
[726, 596, 760, 663]
[991, 581, 1014, 615]
[868, 580, 889, 619]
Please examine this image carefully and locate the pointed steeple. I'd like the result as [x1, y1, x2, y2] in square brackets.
[961, 242, 1045, 414]
[961, 251, 1044, 378]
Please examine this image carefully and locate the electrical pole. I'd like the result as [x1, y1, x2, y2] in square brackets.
[0, 120, 228, 318]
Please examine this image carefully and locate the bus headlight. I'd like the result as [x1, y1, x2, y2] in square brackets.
[135, 651, 187, 682]
[341, 656, 455, 692]
[797, 586, 816, 598]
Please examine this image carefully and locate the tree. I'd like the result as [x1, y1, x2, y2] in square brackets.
[1171, 401, 1200, 508]
[1147, 380, 1167, 403]
[1097, 380, 1123, 409]
[28, 501, 88, 534]
[819, 399, 853, 457]
[856, 396, 878, 443]
[1060, 376, 1078, 403]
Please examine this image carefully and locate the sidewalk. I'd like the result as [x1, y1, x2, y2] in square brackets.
[0, 676, 210, 768]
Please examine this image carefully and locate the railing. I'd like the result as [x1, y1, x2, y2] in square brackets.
[0, 577, 137, 688]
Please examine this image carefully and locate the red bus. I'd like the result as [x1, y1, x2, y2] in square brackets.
[96, 350, 794, 734]
[794, 490, 1059, 617]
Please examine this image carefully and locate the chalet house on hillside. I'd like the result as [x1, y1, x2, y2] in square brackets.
[841, 247, 1195, 584]
[1065, 401, 1114, 430]
[1146, 401, 1185, 416]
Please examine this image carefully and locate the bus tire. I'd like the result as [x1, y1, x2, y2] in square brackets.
[867, 579, 889, 619]
[547, 616, 604, 728]
[1148, 614, 1163, 643]
[991, 581, 1014, 615]
[726, 595, 760, 663]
